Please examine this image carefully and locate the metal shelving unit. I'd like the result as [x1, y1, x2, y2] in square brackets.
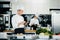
[0, 0, 11, 31]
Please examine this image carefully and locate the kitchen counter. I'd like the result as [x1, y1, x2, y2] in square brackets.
[3, 30, 36, 33]
[0, 32, 60, 40]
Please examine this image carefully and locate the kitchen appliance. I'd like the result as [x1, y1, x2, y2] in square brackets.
[0, 14, 4, 24]
[0, 14, 5, 32]
[4, 14, 10, 29]
[50, 9, 60, 33]
[0, 1, 11, 30]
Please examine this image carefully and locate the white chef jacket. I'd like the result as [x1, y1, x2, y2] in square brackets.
[29, 18, 39, 26]
[12, 14, 25, 30]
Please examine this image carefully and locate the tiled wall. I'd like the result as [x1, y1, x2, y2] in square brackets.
[11, 0, 60, 14]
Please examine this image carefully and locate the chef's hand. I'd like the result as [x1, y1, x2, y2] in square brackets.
[29, 24, 34, 26]
[24, 22, 28, 25]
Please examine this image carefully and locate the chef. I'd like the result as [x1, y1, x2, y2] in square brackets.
[12, 7, 26, 34]
[29, 15, 40, 30]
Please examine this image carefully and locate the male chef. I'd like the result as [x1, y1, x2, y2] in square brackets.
[12, 8, 26, 34]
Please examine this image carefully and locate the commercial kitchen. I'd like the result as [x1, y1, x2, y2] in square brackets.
[0, 0, 60, 40]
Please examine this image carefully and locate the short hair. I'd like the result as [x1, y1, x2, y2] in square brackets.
[17, 9, 22, 11]
[32, 15, 36, 18]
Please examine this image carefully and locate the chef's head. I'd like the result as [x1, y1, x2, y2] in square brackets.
[17, 8, 24, 15]
[33, 15, 38, 19]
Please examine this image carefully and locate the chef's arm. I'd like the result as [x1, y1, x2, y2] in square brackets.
[12, 17, 18, 30]
[36, 20, 40, 27]
[18, 21, 26, 26]
[29, 20, 33, 26]
[29, 22, 33, 26]
[29, 24, 33, 26]
[24, 22, 28, 25]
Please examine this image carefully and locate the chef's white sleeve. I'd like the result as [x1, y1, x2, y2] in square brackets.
[12, 17, 18, 30]
[29, 19, 33, 26]
[36, 19, 39, 25]
[36, 19, 41, 27]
